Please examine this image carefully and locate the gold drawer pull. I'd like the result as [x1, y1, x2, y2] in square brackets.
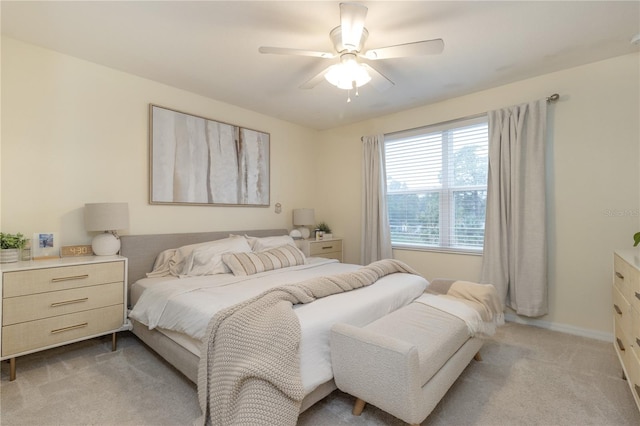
[321, 246, 334, 250]
[614, 304, 622, 315]
[50, 297, 89, 307]
[615, 271, 624, 280]
[51, 274, 89, 283]
[616, 338, 625, 351]
[51, 322, 88, 334]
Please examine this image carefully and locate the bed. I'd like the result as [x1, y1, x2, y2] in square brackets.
[120, 229, 428, 414]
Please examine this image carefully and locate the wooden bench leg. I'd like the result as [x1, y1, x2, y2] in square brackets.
[353, 398, 366, 416]
[474, 351, 482, 362]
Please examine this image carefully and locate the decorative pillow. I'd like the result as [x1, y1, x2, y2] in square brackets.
[245, 234, 296, 251]
[146, 248, 177, 278]
[222, 244, 306, 276]
[146, 236, 252, 278]
[180, 236, 253, 277]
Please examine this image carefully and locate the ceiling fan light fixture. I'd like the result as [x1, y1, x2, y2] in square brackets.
[324, 54, 371, 89]
[330, 26, 369, 53]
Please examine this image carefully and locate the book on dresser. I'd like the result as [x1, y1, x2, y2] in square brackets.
[0, 255, 130, 381]
[613, 249, 640, 411]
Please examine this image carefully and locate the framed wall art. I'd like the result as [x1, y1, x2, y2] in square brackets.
[149, 104, 270, 206]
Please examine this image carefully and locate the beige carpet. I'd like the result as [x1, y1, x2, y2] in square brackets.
[1, 322, 638, 425]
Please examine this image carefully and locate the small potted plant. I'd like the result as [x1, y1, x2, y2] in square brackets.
[316, 222, 333, 240]
[0, 232, 27, 263]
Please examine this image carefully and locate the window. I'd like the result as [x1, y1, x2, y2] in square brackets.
[384, 116, 488, 253]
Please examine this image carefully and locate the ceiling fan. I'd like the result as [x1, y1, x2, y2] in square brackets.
[258, 2, 444, 98]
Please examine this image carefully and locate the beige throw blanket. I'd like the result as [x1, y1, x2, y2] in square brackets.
[417, 279, 504, 336]
[195, 259, 419, 426]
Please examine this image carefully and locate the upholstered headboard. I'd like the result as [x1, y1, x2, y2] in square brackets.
[120, 229, 289, 287]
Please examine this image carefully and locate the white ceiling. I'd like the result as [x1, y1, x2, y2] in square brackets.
[2, 1, 639, 130]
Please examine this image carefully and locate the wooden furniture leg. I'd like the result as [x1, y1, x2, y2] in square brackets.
[474, 351, 482, 361]
[353, 398, 366, 416]
[112, 332, 117, 351]
[9, 357, 16, 381]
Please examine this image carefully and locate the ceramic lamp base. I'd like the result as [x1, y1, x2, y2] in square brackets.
[92, 232, 120, 256]
[297, 227, 311, 239]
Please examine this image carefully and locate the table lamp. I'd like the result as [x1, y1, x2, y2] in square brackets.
[292, 208, 315, 239]
[84, 202, 129, 255]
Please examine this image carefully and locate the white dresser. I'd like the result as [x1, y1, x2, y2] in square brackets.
[1, 255, 129, 380]
[613, 249, 640, 411]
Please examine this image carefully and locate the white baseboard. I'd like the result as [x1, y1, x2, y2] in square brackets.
[504, 313, 613, 342]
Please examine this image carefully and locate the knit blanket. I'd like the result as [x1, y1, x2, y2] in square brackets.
[195, 259, 419, 426]
[416, 279, 504, 336]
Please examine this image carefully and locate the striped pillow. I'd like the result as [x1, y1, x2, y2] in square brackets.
[222, 244, 307, 276]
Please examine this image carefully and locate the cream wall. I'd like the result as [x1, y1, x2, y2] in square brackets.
[1, 37, 319, 244]
[317, 53, 640, 338]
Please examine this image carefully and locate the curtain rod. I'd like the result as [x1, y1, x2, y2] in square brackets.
[361, 93, 561, 141]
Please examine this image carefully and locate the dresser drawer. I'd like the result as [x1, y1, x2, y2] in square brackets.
[309, 240, 342, 256]
[614, 254, 630, 293]
[3, 282, 124, 326]
[3, 261, 124, 298]
[629, 351, 640, 405]
[1, 304, 123, 357]
[613, 284, 632, 333]
[615, 316, 632, 367]
[631, 306, 640, 362]
[615, 254, 640, 305]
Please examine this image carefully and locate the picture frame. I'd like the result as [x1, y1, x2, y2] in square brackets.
[32, 232, 60, 260]
[149, 104, 270, 206]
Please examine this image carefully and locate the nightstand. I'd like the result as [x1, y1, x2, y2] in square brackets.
[1, 256, 129, 381]
[298, 238, 343, 262]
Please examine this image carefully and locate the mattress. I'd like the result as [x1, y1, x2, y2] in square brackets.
[129, 257, 428, 394]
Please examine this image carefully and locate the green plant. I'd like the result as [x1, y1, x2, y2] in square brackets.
[634, 232, 640, 247]
[0, 232, 27, 249]
[316, 222, 332, 233]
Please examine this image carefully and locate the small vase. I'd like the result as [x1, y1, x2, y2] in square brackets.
[0, 248, 20, 263]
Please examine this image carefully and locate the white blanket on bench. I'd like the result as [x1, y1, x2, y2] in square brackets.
[416, 279, 504, 336]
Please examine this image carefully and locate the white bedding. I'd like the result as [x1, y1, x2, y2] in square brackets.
[129, 258, 427, 394]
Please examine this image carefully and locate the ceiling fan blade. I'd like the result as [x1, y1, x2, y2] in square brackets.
[299, 66, 331, 89]
[340, 2, 368, 51]
[259, 46, 335, 59]
[363, 39, 445, 60]
[361, 63, 394, 92]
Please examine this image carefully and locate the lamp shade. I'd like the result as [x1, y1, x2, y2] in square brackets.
[84, 203, 129, 231]
[293, 208, 315, 226]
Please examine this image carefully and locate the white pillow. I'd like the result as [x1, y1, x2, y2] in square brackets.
[180, 236, 252, 277]
[146, 248, 177, 278]
[222, 244, 306, 276]
[245, 234, 295, 252]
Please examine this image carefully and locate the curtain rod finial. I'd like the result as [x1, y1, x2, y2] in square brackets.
[547, 93, 560, 102]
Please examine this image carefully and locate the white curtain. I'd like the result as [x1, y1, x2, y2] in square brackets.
[361, 135, 393, 264]
[480, 99, 548, 317]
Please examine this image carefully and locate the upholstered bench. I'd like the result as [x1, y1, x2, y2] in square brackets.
[330, 302, 484, 425]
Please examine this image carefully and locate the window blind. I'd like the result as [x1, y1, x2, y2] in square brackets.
[384, 116, 488, 252]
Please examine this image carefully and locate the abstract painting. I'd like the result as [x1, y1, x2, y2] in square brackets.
[150, 105, 270, 206]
